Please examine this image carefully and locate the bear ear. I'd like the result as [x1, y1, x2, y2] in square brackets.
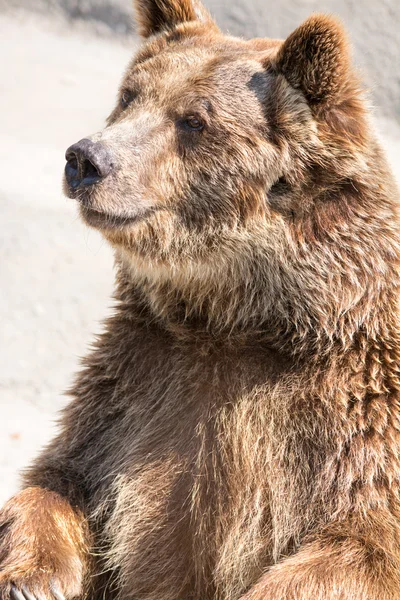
[133, 0, 215, 38]
[275, 14, 351, 110]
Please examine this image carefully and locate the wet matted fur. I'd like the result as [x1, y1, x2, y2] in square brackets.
[2, 1, 400, 599]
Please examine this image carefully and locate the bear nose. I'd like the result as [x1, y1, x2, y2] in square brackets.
[65, 138, 113, 189]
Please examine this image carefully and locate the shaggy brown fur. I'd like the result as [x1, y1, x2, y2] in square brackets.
[2, 1, 400, 599]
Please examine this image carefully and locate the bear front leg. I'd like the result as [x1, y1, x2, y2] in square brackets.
[0, 487, 89, 600]
[239, 520, 400, 600]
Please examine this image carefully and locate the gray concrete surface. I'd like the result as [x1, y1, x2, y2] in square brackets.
[1, 0, 400, 119]
[0, 9, 400, 505]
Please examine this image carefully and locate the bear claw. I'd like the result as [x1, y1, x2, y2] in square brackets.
[10, 585, 65, 600]
[49, 587, 65, 600]
[10, 587, 25, 600]
[20, 588, 38, 600]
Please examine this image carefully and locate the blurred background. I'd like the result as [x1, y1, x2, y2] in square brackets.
[0, 0, 399, 504]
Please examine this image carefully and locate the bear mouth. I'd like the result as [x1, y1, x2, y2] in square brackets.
[79, 204, 157, 230]
[79, 205, 141, 229]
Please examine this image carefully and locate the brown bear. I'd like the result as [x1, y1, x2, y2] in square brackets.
[2, 1, 400, 599]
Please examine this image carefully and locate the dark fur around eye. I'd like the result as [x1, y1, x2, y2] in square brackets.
[180, 116, 205, 132]
[121, 90, 136, 109]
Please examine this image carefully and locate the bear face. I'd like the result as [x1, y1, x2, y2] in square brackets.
[64, 28, 289, 239]
[64, 1, 400, 350]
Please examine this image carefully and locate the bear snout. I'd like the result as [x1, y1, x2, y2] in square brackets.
[65, 138, 113, 191]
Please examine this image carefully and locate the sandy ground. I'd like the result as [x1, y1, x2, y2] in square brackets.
[1, 12, 400, 505]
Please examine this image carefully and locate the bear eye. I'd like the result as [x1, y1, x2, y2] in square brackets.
[120, 90, 135, 109]
[182, 116, 205, 132]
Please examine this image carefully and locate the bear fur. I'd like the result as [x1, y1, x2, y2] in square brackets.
[1, 1, 400, 599]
